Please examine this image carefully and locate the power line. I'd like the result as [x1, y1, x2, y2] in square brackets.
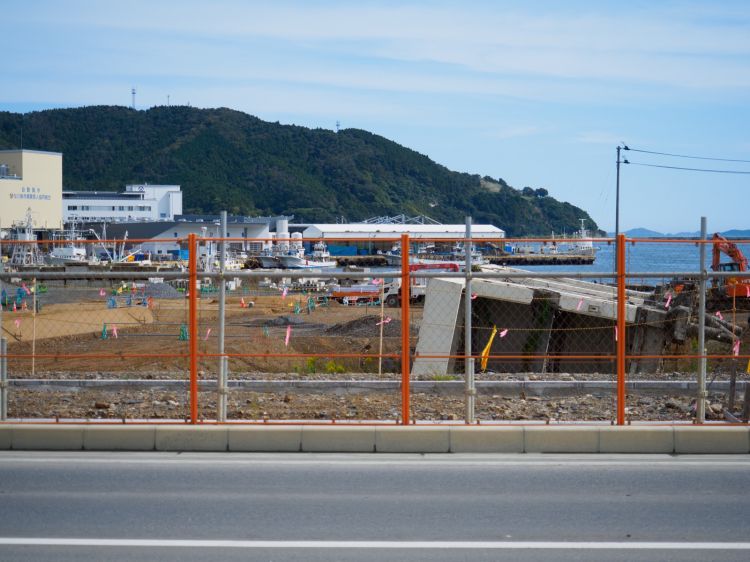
[626, 161, 750, 174]
[627, 147, 750, 163]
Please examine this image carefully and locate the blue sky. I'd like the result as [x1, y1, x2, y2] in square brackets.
[3, 0, 749, 233]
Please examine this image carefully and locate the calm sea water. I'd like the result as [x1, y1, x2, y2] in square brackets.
[531, 239, 750, 276]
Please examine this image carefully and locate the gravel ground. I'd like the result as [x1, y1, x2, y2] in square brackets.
[6, 386, 739, 423]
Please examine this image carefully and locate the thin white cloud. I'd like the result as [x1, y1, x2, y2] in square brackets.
[574, 132, 627, 146]
[483, 125, 543, 141]
[19, 1, 749, 92]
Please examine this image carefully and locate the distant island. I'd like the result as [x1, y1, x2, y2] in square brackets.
[0, 105, 599, 237]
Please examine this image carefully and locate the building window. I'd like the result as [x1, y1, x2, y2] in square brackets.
[128, 206, 134, 211]
[67, 206, 78, 210]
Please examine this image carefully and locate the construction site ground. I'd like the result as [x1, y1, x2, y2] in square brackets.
[4, 289, 749, 423]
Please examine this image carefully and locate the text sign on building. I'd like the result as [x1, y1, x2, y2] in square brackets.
[9, 186, 51, 201]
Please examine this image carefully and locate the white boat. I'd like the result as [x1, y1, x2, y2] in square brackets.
[211, 255, 245, 271]
[278, 242, 338, 269]
[46, 245, 89, 265]
[45, 223, 101, 265]
[8, 209, 45, 267]
[568, 219, 596, 256]
[384, 242, 486, 269]
[257, 247, 281, 268]
[512, 219, 598, 257]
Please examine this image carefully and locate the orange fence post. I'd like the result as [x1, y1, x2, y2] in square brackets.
[616, 234, 626, 425]
[401, 233, 411, 425]
[188, 233, 198, 424]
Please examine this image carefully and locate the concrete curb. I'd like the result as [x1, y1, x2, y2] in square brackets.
[1, 424, 749, 453]
[303, 426, 376, 452]
[229, 425, 302, 452]
[674, 426, 750, 454]
[155, 425, 228, 452]
[599, 426, 674, 453]
[375, 426, 450, 453]
[450, 426, 524, 453]
[11, 424, 85, 450]
[83, 425, 156, 451]
[524, 426, 600, 453]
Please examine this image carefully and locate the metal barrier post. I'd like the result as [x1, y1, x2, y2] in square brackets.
[616, 234, 626, 425]
[464, 217, 475, 423]
[217, 211, 228, 422]
[697, 217, 707, 423]
[400, 233, 411, 425]
[188, 233, 198, 424]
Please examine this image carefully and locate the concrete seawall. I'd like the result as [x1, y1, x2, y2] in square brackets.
[1, 424, 748, 454]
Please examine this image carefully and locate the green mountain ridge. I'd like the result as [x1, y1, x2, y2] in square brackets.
[0, 105, 599, 236]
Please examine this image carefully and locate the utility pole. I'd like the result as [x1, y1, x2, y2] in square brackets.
[615, 145, 621, 239]
[615, 144, 629, 238]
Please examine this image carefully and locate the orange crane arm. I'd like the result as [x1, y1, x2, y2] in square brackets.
[711, 233, 748, 272]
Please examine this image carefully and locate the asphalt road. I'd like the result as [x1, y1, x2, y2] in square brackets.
[1, 452, 749, 561]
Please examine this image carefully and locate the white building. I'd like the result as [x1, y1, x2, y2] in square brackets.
[62, 184, 182, 223]
[0, 149, 63, 228]
[301, 223, 505, 253]
[90, 215, 292, 257]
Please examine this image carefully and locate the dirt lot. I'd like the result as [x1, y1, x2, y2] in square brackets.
[3, 285, 749, 422]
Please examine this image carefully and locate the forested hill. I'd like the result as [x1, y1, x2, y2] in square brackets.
[0, 106, 599, 236]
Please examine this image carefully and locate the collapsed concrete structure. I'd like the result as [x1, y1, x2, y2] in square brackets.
[412, 266, 741, 377]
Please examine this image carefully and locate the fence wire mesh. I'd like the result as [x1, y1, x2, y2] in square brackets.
[1, 234, 748, 424]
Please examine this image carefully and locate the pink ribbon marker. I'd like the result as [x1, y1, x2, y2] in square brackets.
[285, 325, 291, 346]
[499, 329, 508, 338]
[746, 285, 750, 298]
[733, 340, 741, 357]
[22, 283, 30, 295]
[112, 325, 118, 339]
[204, 328, 211, 341]
[14, 319, 21, 329]
[240, 297, 246, 308]
[615, 326, 618, 341]
[376, 317, 392, 326]
[716, 311, 724, 321]
[576, 298, 583, 311]
[664, 294, 672, 309]
[470, 293, 478, 300]
[372, 278, 383, 285]
[99, 288, 106, 297]
[282, 287, 288, 299]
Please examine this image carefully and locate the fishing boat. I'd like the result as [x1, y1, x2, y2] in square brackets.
[8, 210, 44, 267]
[278, 241, 338, 269]
[257, 247, 280, 268]
[384, 242, 486, 269]
[512, 219, 598, 258]
[45, 222, 101, 265]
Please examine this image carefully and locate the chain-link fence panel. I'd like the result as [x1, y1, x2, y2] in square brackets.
[197, 237, 408, 422]
[624, 238, 750, 422]
[1, 238, 192, 421]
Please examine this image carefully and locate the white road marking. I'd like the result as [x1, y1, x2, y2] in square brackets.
[1, 538, 750, 550]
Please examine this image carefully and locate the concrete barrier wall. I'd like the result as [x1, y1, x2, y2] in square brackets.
[1, 424, 749, 453]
